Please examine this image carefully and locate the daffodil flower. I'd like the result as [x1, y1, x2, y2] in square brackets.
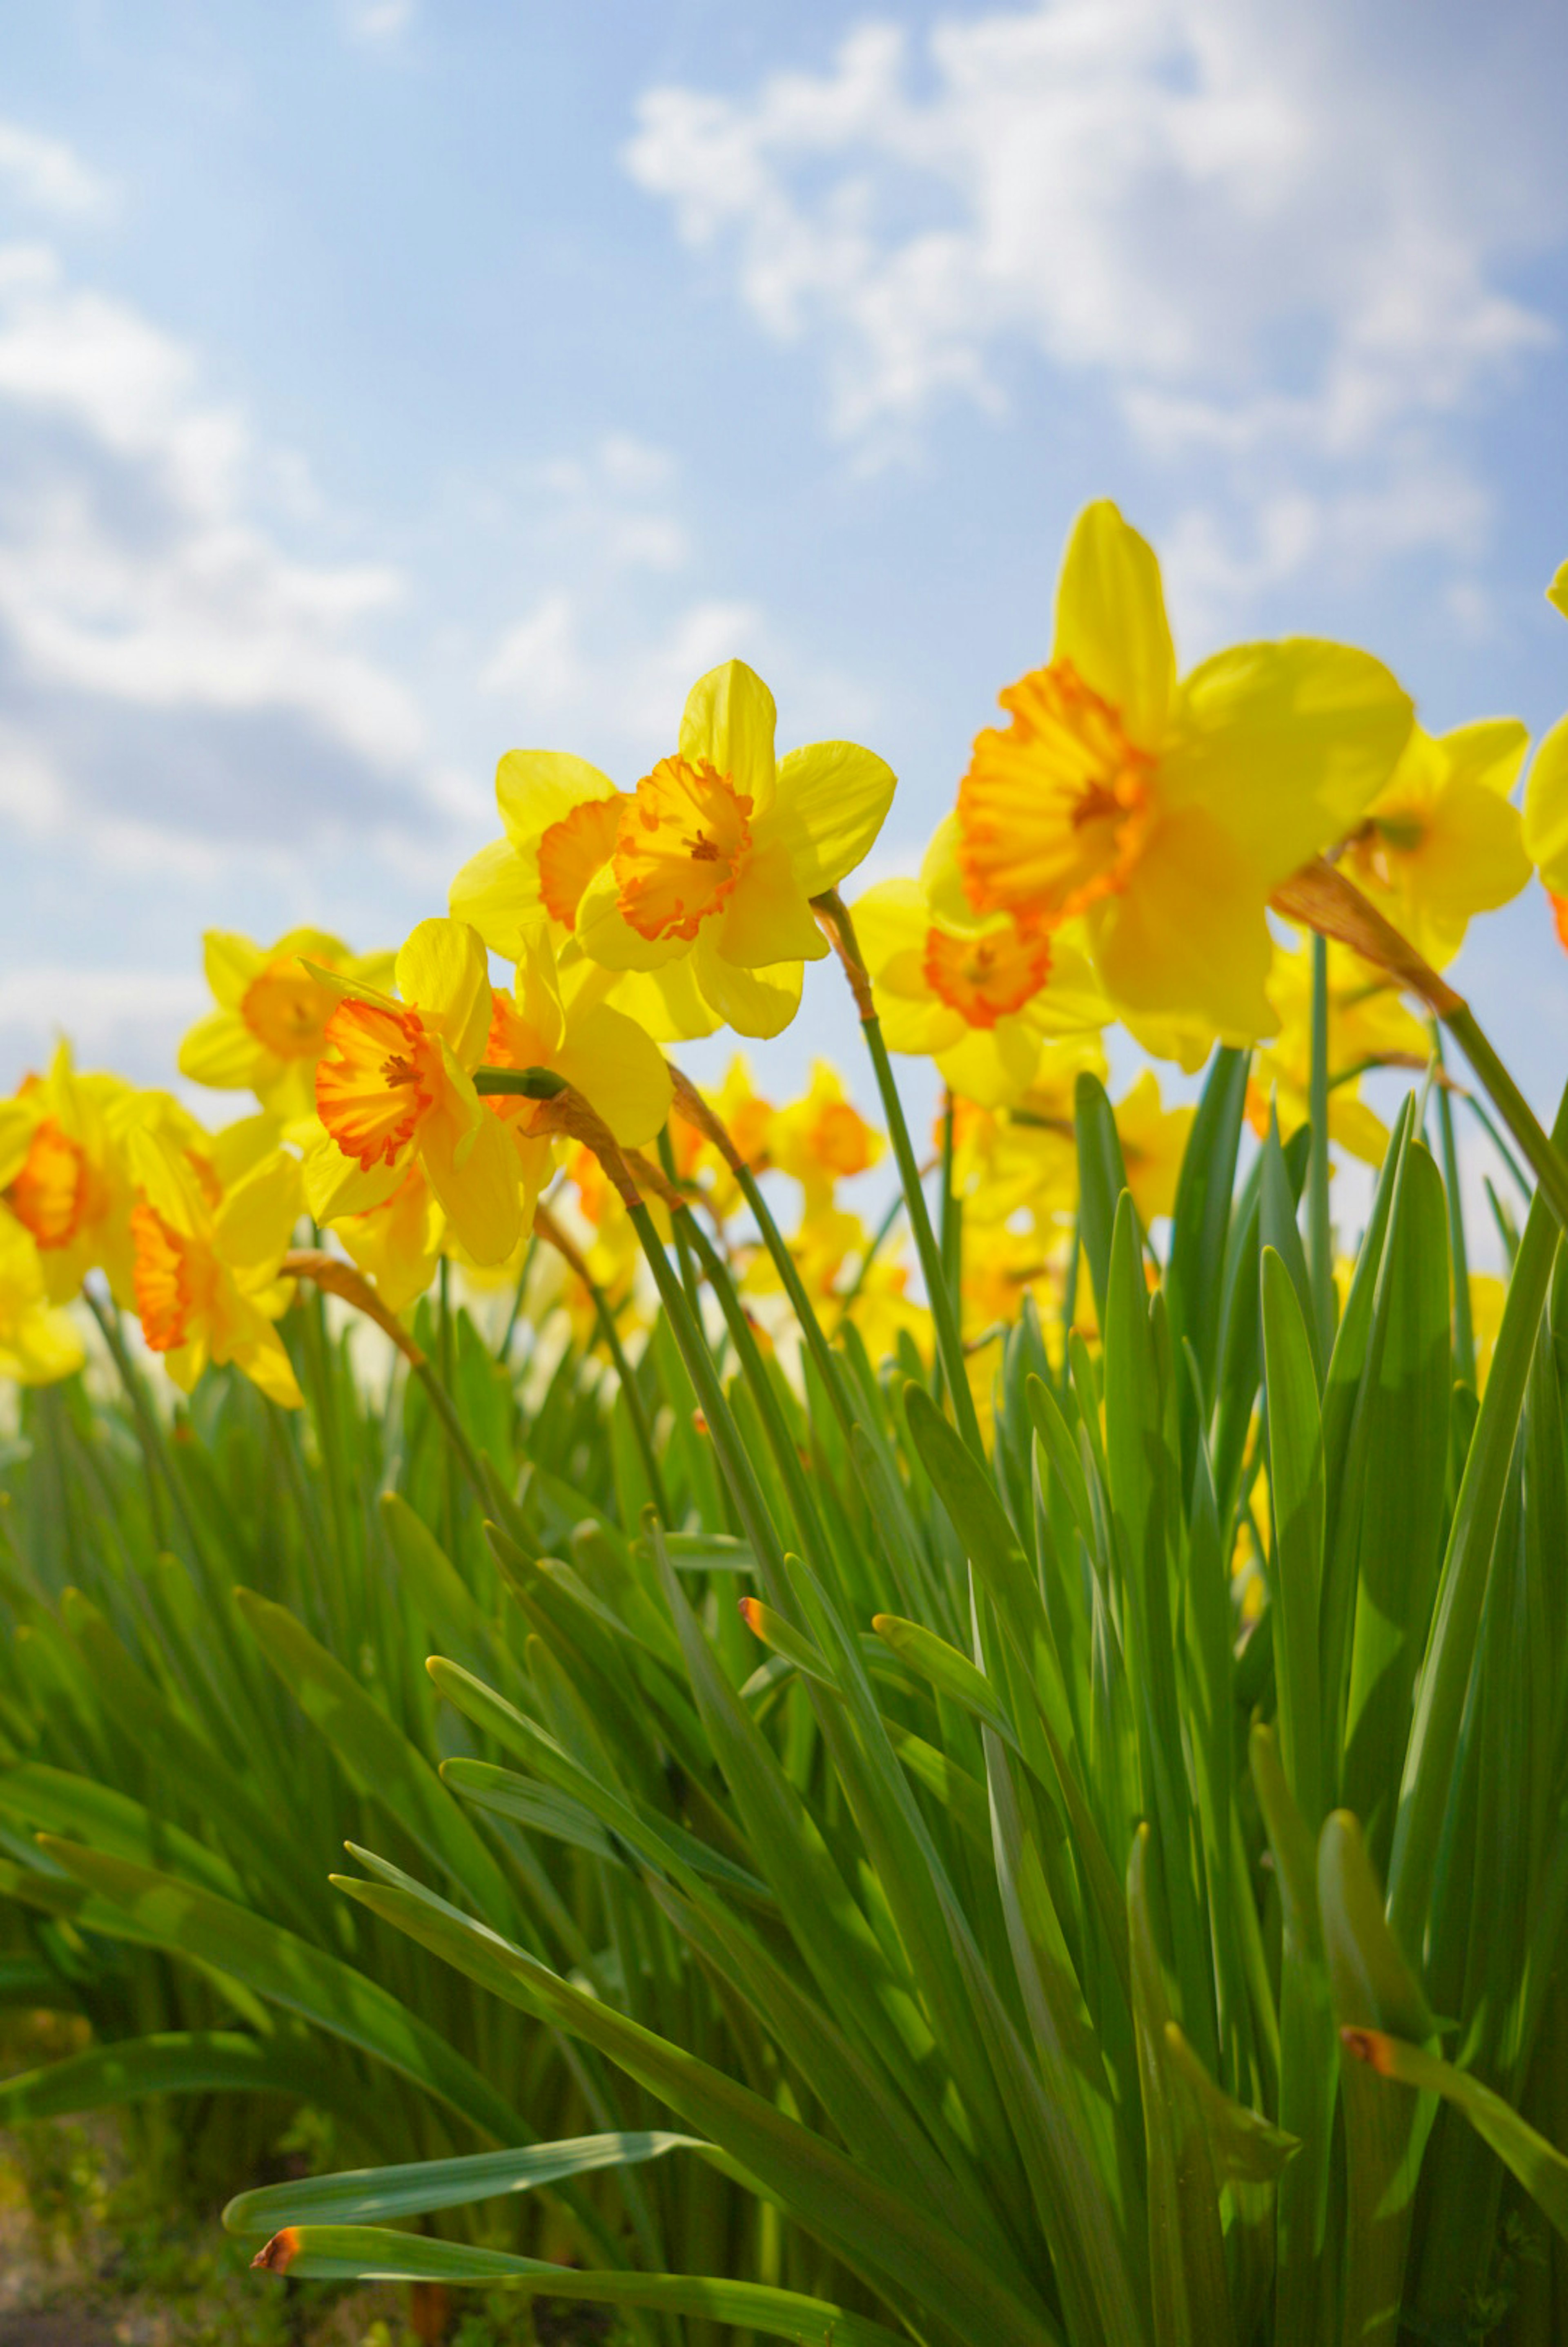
[312, 917, 524, 1267]
[1523, 558, 1568, 943]
[0, 1209, 85, 1385]
[955, 501, 1413, 1039]
[478, 921, 674, 1214]
[179, 929, 395, 1126]
[1, 1046, 144, 1308]
[854, 815, 1107, 1108]
[1339, 720, 1530, 970]
[127, 1125, 303, 1405]
[947, 1035, 1105, 1232]
[569, 661, 897, 1040]
[768, 1061, 884, 1211]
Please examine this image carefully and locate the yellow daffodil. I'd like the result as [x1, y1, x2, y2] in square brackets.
[1339, 720, 1530, 969]
[1469, 1273, 1507, 1391]
[568, 661, 897, 1040]
[451, 757, 726, 1042]
[667, 1055, 776, 1218]
[311, 917, 523, 1267]
[1523, 558, 1568, 944]
[853, 816, 1107, 1108]
[1, 1047, 142, 1308]
[1112, 1070, 1193, 1227]
[954, 500, 1412, 1039]
[179, 930, 395, 1125]
[479, 923, 673, 1216]
[323, 1158, 446, 1316]
[1249, 933, 1428, 1165]
[127, 1125, 303, 1405]
[0, 1209, 85, 1385]
[769, 1061, 884, 1211]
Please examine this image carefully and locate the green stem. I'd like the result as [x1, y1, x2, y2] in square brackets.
[1307, 931, 1334, 1356]
[731, 1162, 857, 1446]
[1442, 1003, 1568, 1234]
[497, 1236, 538, 1364]
[1431, 1022, 1476, 1385]
[814, 890, 985, 1460]
[472, 1066, 567, 1099]
[412, 1356, 488, 1508]
[438, 1256, 459, 1559]
[82, 1285, 185, 1556]
[592, 1285, 671, 1527]
[833, 1189, 907, 1324]
[624, 1201, 791, 1606]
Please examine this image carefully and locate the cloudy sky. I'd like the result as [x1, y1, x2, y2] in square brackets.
[4, 0, 1568, 1138]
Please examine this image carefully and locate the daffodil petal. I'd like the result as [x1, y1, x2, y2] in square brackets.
[450, 836, 542, 956]
[875, 992, 964, 1054]
[178, 1009, 266, 1092]
[679, 660, 777, 814]
[577, 863, 689, 971]
[395, 918, 493, 1066]
[851, 879, 928, 980]
[716, 839, 828, 967]
[1549, 560, 1568, 625]
[1439, 717, 1529, 799]
[555, 1001, 674, 1147]
[1402, 776, 1531, 926]
[935, 1020, 1042, 1109]
[1524, 714, 1568, 895]
[421, 1086, 522, 1265]
[693, 933, 803, 1039]
[234, 1325, 304, 1409]
[605, 960, 724, 1042]
[212, 1151, 303, 1272]
[1166, 638, 1413, 884]
[202, 931, 266, 1011]
[495, 750, 619, 848]
[304, 1128, 407, 1222]
[0, 1102, 35, 1192]
[1052, 499, 1175, 754]
[1090, 806, 1276, 1041]
[766, 740, 897, 898]
[916, 815, 982, 930]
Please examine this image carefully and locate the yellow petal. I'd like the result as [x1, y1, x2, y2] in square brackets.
[605, 960, 724, 1042]
[918, 814, 980, 930]
[395, 918, 492, 1066]
[851, 879, 929, 980]
[213, 1150, 303, 1272]
[716, 839, 828, 967]
[693, 932, 803, 1039]
[509, 922, 566, 1059]
[303, 1125, 406, 1221]
[556, 1002, 674, 1147]
[1524, 715, 1568, 894]
[1166, 639, 1413, 884]
[1404, 777, 1531, 925]
[450, 835, 541, 956]
[495, 749, 618, 849]
[934, 1020, 1043, 1109]
[1437, 717, 1528, 799]
[0, 1100, 39, 1192]
[1090, 805, 1276, 1040]
[876, 992, 964, 1054]
[1052, 500, 1175, 753]
[420, 1052, 522, 1265]
[766, 740, 897, 897]
[178, 1008, 267, 1092]
[1118, 1005, 1226, 1075]
[576, 863, 689, 971]
[679, 660, 777, 812]
[234, 1325, 303, 1408]
[202, 931, 265, 1010]
[1549, 560, 1568, 625]
[209, 1112, 285, 1188]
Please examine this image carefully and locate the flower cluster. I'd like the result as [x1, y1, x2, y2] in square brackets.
[2, 509, 1560, 1409]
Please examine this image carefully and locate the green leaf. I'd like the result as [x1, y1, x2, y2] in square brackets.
[1261, 1247, 1326, 1832]
[871, 1613, 1018, 1750]
[0, 2030, 334, 2124]
[1166, 1044, 1250, 1419]
[33, 1837, 526, 2145]
[1319, 1810, 1437, 2347]
[1342, 2030, 1568, 2244]
[234, 1588, 525, 1939]
[225, 2129, 702, 2234]
[331, 1858, 1063, 2347]
[248, 2228, 911, 2347]
[1075, 1072, 1132, 1325]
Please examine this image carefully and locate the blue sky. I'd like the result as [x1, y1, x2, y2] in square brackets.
[3, 0, 1568, 1159]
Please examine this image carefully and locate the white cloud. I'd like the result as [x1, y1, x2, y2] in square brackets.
[627, 1, 1566, 620]
[0, 965, 205, 1082]
[345, 0, 416, 45]
[0, 122, 111, 218]
[0, 233, 443, 866]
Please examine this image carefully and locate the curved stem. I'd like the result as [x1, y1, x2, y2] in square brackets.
[813, 890, 986, 1459]
[1306, 932, 1334, 1356]
[533, 1204, 670, 1524]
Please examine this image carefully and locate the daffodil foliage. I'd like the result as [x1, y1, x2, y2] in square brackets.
[3, 515, 1568, 2345]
